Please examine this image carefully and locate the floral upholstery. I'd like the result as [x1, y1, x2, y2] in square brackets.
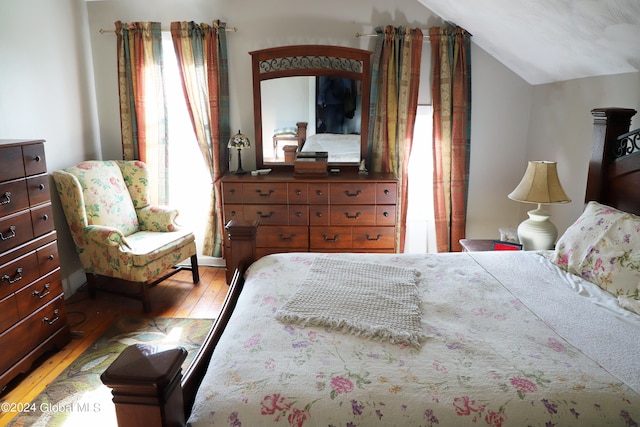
[53, 161, 197, 285]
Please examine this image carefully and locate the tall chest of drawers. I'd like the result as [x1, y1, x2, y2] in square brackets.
[0, 140, 70, 393]
[221, 172, 398, 282]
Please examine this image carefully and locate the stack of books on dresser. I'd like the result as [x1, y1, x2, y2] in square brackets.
[294, 151, 328, 177]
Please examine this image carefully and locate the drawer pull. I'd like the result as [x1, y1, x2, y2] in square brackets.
[229, 189, 236, 195]
[295, 189, 302, 195]
[48, 254, 55, 261]
[278, 233, 296, 241]
[42, 309, 60, 326]
[383, 211, 390, 217]
[366, 234, 383, 241]
[257, 211, 274, 219]
[322, 233, 340, 242]
[344, 190, 362, 198]
[0, 191, 11, 205]
[0, 225, 16, 241]
[255, 189, 274, 197]
[35, 155, 42, 162]
[384, 189, 390, 195]
[39, 183, 46, 190]
[315, 190, 323, 196]
[295, 211, 303, 217]
[1, 267, 23, 284]
[344, 212, 361, 219]
[315, 211, 323, 218]
[33, 283, 51, 299]
[42, 214, 49, 221]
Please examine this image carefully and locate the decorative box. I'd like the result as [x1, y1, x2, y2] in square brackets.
[294, 157, 328, 177]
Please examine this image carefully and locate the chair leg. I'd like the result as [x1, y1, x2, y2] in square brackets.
[140, 282, 151, 313]
[190, 255, 200, 284]
[86, 273, 97, 298]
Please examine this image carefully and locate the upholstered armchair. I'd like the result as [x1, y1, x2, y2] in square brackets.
[53, 160, 199, 312]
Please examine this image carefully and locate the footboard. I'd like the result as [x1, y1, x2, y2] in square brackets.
[101, 220, 259, 427]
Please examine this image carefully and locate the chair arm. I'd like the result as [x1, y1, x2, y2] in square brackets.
[137, 206, 180, 232]
[84, 225, 131, 249]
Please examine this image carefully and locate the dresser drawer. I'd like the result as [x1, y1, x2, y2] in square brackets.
[310, 205, 329, 226]
[0, 295, 66, 375]
[330, 183, 376, 204]
[0, 294, 19, 335]
[31, 203, 55, 237]
[27, 174, 51, 206]
[0, 146, 25, 182]
[308, 183, 329, 204]
[224, 204, 243, 222]
[0, 210, 34, 254]
[0, 179, 29, 217]
[222, 183, 243, 204]
[376, 182, 397, 204]
[287, 183, 308, 204]
[310, 226, 351, 249]
[330, 205, 377, 226]
[243, 183, 288, 204]
[0, 251, 40, 300]
[243, 204, 290, 225]
[22, 143, 47, 176]
[376, 205, 397, 225]
[260, 225, 308, 248]
[352, 226, 395, 249]
[37, 241, 59, 276]
[16, 268, 62, 318]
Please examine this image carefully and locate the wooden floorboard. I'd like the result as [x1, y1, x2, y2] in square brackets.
[0, 266, 228, 426]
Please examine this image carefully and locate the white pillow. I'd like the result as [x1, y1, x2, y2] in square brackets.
[551, 201, 640, 299]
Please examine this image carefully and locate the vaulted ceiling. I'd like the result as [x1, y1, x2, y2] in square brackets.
[417, 0, 640, 85]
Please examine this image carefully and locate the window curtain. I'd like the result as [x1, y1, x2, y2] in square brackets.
[115, 21, 169, 204]
[429, 27, 472, 252]
[170, 21, 230, 258]
[367, 26, 423, 252]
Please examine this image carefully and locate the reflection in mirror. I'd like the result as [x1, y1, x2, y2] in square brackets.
[261, 76, 362, 164]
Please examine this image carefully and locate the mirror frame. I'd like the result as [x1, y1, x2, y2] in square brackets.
[250, 45, 372, 170]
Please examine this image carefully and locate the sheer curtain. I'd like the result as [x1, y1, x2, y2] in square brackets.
[170, 21, 230, 258]
[429, 26, 472, 252]
[368, 25, 423, 252]
[115, 21, 169, 204]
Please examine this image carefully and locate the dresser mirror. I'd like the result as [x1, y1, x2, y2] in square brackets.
[250, 45, 372, 169]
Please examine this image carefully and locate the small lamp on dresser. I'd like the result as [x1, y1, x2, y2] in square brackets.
[508, 160, 571, 250]
[228, 130, 250, 174]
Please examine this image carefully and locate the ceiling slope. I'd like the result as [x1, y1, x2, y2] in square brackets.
[418, 0, 640, 84]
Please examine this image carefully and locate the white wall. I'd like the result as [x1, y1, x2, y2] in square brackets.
[526, 71, 640, 235]
[0, 0, 101, 296]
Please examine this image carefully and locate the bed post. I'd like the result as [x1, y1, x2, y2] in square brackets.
[586, 108, 636, 203]
[225, 220, 258, 283]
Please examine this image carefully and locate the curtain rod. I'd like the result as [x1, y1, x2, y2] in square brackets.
[99, 26, 238, 34]
[355, 32, 430, 39]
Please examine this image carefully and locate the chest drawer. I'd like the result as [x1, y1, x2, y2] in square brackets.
[330, 205, 377, 226]
[376, 182, 397, 204]
[0, 210, 34, 254]
[352, 226, 396, 249]
[257, 225, 308, 248]
[243, 183, 288, 204]
[27, 174, 52, 206]
[222, 183, 243, 204]
[0, 179, 29, 217]
[0, 251, 40, 300]
[31, 203, 55, 237]
[0, 294, 19, 334]
[310, 226, 352, 249]
[37, 241, 60, 276]
[22, 143, 47, 176]
[16, 268, 62, 318]
[0, 146, 25, 182]
[330, 183, 376, 204]
[243, 205, 308, 225]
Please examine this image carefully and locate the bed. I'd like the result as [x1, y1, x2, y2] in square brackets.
[102, 107, 640, 427]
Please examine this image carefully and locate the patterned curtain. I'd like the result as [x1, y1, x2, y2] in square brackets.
[367, 26, 423, 252]
[115, 21, 169, 204]
[429, 27, 472, 252]
[170, 21, 230, 258]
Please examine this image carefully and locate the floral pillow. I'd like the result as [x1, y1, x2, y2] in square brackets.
[551, 201, 640, 299]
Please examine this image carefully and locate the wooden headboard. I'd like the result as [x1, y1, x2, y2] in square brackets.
[586, 107, 639, 215]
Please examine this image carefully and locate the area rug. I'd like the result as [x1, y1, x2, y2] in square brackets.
[8, 316, 214, 427]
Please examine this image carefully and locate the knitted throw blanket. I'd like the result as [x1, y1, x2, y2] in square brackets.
[276, 256, 425, 347]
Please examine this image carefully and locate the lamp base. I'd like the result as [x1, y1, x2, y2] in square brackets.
[516, 205, 557, 251]
[234, 148, 247, 174]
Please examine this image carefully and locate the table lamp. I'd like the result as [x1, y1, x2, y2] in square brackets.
[228, 130, 250, 174]
[508, 161, 571, 250]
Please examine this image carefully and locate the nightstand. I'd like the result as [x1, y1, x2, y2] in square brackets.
[459, 239, 495, 252]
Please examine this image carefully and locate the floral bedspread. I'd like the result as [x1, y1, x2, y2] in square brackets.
[188, 252, 640, 427]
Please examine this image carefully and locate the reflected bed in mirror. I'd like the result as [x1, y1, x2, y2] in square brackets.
[251, 45, 372, 169]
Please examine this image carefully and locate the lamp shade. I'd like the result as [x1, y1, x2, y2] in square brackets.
[228, 130, 251, 149]
[508, 161, 571, 204]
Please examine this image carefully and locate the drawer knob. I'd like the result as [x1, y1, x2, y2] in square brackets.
[384, 189, 390, 195]
[366, 234, 383, 241]
[344, 190, 362, 198]
[229, 189, 236, 194]
[383, 212, 389, 217]
[1, 267, 23, 284]
[315, 212, 323, 218]
[35, 155, 42, 162]
[257, 211, 274, 219]
[322, 233, 340, 242]
[256, 189, 274, 197]
[48, 254, 55, 260]
[315, 190, 323, 196]
[295, 189, 302, 195]
[42, 308, 60, 326]
[295, 211, 302, 217]
[0, 192, 11, 205]
[39, 183, 46, 190]
[33, 283, 51, 299]
[0, 225, 16, 241]
[279, 233, 296, 241]
[344, 211, 361, 219]
[42, 214, 49, 221]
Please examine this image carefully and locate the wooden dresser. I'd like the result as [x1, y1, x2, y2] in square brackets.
[221, 172, 398, 282]
[0, 139, 70, 393]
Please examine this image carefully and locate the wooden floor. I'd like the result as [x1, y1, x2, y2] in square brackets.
[0, 265, 228, 426]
